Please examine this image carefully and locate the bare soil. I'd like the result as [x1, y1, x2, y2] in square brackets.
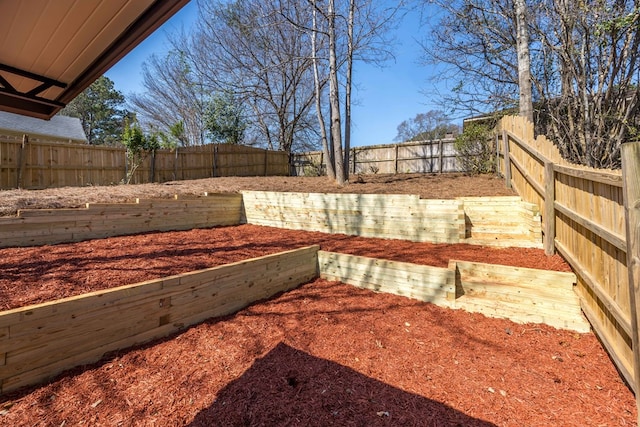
[0, 173, 515, 216]
[0, 174, 636, 426]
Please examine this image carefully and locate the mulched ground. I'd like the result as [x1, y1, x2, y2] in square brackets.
[0, 224, 636, 426]
[0, 224, 571, 311]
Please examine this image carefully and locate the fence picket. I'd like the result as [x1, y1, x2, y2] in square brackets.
[495, 116, 636, 401]
[0, 139, 289, 190]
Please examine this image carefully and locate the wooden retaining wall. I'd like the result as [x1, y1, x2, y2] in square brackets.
[461, 196, 542, 248]
[0, 246, 319, 395]
[451, 260, 587, 332]
[242, 191, 542, 248]
[0, 194, 243, 248]
[242, 191, 466, 243]
[319, 251, 588, 333]
[0, 191, 542, 249]
[318, 251, 456, 304]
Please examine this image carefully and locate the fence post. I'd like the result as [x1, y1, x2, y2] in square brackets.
[352, 148, 356, 174]
[543, 161, 555, 255]
[438, 140, 444, 173]
[213, 145, 218, 177]
[17, 134, 29, 188]
[502, 129, 512, 189]
[264, 150, 268, 176]
[495, 133, 501, 177]
[173, 147, 179, 181]
[621, 142, 640, 425]
[394, 144, 399, 174]
[150, 150, 156, 183]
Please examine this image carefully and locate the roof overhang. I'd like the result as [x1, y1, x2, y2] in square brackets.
[0, 0, 189, 120]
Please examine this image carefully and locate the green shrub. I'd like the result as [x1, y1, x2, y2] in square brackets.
[454, 123, 495, 175]
[121, 120, 160, 184]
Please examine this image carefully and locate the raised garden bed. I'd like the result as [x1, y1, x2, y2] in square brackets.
[0, 224, 634, 425]
[0, 172, 635, 425]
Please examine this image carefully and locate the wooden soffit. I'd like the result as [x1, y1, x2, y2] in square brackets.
[0, 0, 189, 119]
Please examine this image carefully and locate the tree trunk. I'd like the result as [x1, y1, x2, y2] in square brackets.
[311, 0, 335, 179]
[342, 0, 355, 182]
[514, 0, 533, 123]
[328, 0, 345, 185]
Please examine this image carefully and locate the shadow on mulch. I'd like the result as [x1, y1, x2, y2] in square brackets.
[189, 342, 496, 427]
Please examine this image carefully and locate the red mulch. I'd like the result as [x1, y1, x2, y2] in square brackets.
[0, 224, 570, 311]
[0, 224, 636, 426]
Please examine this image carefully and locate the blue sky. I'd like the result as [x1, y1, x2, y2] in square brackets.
[105, 2, 447, 148]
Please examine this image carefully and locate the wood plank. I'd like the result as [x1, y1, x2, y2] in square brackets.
[454, 297, 590, 332]
[318, 251, 455, 304]
[544, 161, 556, 255]
[452, 260, 576, 289]
[458, 279, 581, 309]
[556, 239, 632, 338]
[554, 200, 626, 251]
[247, 218, 463, 243]
[621, 141, 640, 421]
[463, 238, 544, 249]
[554, 163, 623, 188]
[502, 130, 512, 188]
[0, 246, 319, 394]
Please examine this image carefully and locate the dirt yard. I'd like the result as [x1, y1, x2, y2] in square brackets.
[0, 174, 636, 426]
[0, 173, 515, 216]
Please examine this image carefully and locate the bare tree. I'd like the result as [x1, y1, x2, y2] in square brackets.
[187, 0, 319, 153]
[394, 110, 459, 142]
[310, 0, 336, 178]
[129, 49, 208, 146]
[307, 0, 403, 184]
[327, 0, 347, 184]
[422, 1, 519, 116]
[423, 0, 640, 168]
[533, 0, 640, 168]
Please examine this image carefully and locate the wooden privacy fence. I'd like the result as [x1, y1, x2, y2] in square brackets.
[495, 116, 636, 393]
[292, 139, 458, 176]
[0, 137, 289, 190]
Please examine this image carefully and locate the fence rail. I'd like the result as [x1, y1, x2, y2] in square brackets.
[495, 116, 635, 396]
[0, 137, 289, 190]
[292, 139, 459, 176]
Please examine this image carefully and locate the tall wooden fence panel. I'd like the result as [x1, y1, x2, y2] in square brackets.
[0, 138, 289, 189]
[495, 116, 634, 392]
[292, 139, 458, 176]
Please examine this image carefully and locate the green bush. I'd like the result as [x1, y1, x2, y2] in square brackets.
[454, 123, 495, 175]
[121, 120, 160, 184]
